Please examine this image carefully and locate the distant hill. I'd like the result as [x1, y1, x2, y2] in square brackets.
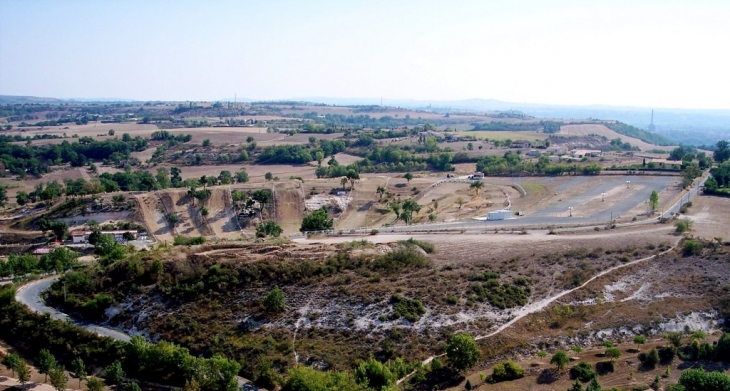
[0, 95, 64, 104]
[604, 122, 674, 146]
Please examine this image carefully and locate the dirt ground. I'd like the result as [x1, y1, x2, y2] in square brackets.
[558, 124, 673, 152]
[684, 194, 730, 240]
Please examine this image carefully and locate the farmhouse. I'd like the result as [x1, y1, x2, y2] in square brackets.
[510, 140, 531, 149]
[71, 230, 139, 244]
[570, 149, 602, 158]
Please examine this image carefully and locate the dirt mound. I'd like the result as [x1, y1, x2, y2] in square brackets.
[204, 188, 242, 239]
[273, 183, 305, 233]
[132, 193, 174, 243]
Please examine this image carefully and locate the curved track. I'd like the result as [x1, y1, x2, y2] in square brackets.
[15, 276, 132, 342]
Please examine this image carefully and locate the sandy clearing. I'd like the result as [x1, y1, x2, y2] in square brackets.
[685, 194, 730, 240]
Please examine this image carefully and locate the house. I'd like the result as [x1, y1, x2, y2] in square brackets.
[511, 140, 531, 149]
[570, 149, 602, 158]
[525, 150, 541, 157]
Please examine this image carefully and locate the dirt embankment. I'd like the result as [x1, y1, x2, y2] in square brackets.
[131, 193, 175, 243]
[273, 182, 305, 233]
[204, 187, 241, 238]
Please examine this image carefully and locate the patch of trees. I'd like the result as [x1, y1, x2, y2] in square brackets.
[256, 140, 345, 165]
[705, 161, 730, 197]
[301, 112, 420, 129]
[476, 152, 601, 176]
[390, 294, 426, 322]
[0, 247, 77, 278]
[300, 207, 334, 232]
[609, 137, 639, 152]
[468, 271, 530, 309]
[472, 121, 541, 131]
[604, 121, 675, 146]
[0, 133, 64, 143]
[0, 136, 148, 177]
[150, 130, 193, 142]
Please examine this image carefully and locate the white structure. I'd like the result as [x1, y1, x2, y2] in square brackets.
[487, 209, 512, 221]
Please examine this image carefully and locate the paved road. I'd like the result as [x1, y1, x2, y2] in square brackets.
[323, 174, 707, 236]
[15, 276, 132, 342]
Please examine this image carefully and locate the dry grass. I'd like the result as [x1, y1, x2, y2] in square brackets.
[558, 124, 673, 152]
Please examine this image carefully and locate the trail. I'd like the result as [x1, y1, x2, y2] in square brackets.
[397, 239, 680, 384]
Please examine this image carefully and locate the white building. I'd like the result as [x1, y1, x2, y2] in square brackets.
[487, 210, 512, 221]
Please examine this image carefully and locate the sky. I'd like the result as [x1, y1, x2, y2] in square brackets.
[1, 0, 729, 109]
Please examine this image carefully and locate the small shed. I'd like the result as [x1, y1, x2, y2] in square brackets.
[487, 209, 512, 221]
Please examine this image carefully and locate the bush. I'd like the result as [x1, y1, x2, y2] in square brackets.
[640, 347, 660, 369]
[569, 361, 596, 382]
[390, 294, 426, 322]
[682, 240, 702, 256]
[402, 238, 435, 253]
[257, 221, 283, 237]
[263, 287, 285, 313]
[491, 360, 524, 382]
[173, 235, 206, 246]
[679, 368, 730, 391]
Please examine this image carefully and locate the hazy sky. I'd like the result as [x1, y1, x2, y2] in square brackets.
[1, 0, 729, 109]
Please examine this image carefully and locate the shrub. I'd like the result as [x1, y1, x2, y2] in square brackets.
[682, 240, 702, 256]
[263, 287, 286, 313]
[402, 238, 435, 253]
[390, 294, 426, 322]
[679, 368, 730, 391]
[173, 235, 206, 246]
[491, 360, 524, 382]
[569, 361, 596, 382]
[639, 347, 660, 369]
[675, 220, 690, 233]
[354, 357, 395, 390]
[257, 221, 283, 237]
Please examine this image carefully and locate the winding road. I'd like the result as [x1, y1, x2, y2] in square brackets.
[14, 275, 132, 342]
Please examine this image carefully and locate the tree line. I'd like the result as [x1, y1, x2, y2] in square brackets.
[0, 136, 148, 177]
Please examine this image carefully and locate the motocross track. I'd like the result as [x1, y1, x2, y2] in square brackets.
[273, 182, 306, 234]
[134, 188, 241, 241]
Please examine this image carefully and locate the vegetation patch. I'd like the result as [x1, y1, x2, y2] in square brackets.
[468, 271, 530, 309]
[400, 237, 435, 253]
[173, 235, 206, 246]
[390, 294, 426, 322]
